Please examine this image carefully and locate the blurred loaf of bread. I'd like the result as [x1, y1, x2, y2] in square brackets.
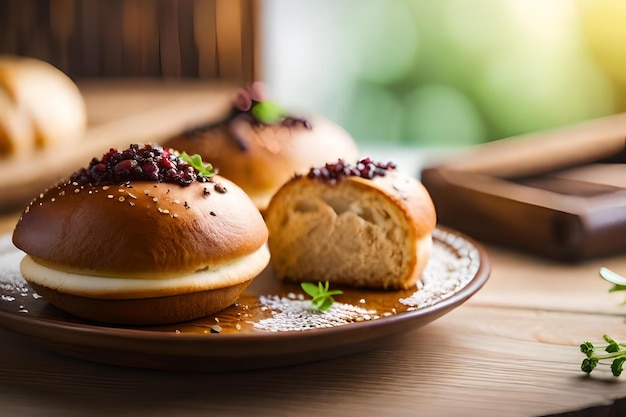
[0, 55, 86, 158]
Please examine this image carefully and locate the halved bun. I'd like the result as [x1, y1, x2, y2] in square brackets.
[163, 114, 359, 211]
[264, 162, 436, 290]
[12, 145, 269, 324]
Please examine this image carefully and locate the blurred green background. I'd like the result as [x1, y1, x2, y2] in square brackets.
[262, 0, 626, 147]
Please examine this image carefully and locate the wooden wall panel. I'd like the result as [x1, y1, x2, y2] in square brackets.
[0, 0, 259, 81]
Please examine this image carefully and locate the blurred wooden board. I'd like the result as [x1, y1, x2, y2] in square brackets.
[421, 113, 626, 261]
[0, 79, 238, 213]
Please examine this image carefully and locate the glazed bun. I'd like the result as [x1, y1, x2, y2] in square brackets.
[12, 144, 269, 324]
[0, 55, 86, 158]
[163, 84, 359, 211]
[264, 158, 437, 290]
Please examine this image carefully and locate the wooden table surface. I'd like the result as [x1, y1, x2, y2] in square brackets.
[1, 81, 626, 417]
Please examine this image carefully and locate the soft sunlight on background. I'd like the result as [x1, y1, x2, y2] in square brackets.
[261, 0, 625, 147]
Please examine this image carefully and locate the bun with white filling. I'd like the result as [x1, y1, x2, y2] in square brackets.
[264, 158, 436, 290]
[12, 144, 269, 324]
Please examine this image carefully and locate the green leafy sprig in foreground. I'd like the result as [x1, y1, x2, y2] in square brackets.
[581, 334, 626, 376]
[580, 267, 626, 377]
[301, 281, 343, 311]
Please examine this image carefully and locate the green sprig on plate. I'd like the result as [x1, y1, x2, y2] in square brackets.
[301, 281, 343, 311]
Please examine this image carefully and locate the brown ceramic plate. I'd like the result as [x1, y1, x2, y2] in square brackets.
[0, 227, 489, 372]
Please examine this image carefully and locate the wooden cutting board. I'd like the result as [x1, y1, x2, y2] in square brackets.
[421, 113, 626, 261]
[0, 79, 238, 213]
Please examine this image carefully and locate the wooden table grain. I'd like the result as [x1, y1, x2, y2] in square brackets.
[0, 81, 625, 417]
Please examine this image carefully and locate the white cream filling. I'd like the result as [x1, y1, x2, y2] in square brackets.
[20, 245, 270, 299]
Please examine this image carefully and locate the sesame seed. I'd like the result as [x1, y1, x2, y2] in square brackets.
[127, 192, 137, 199]
[50, 198, 56, 202]
[157, 208, 170, 214]
[152, 197, 158, 203]
[173, 199, 180, 204]
[172, 213, 178, 218]
[74, 189, 80, 193]
[129, 201, 135, 207]
[118, 189, 125, 193]
[102, 186, 110, 190]
[118, 196, 126, 202]
[107, 195, 114, 199]
[39, 193, 44, 198]
[144, 190, 149, 195]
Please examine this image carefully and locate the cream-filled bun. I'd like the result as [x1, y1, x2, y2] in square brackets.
[12, 144, 269, 324]
[264, 158, 437, 290]
[163, 83, 359, 212]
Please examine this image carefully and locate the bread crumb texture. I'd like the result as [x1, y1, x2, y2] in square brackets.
[266, 174, 436, 289]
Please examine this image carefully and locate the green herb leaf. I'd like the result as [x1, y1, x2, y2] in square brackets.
[580, 341, 594, 357]
[251, 100, 285, 124]
[599, 267, 626, 286]
[600, 268, 626, 303]
[301, 282, 321, 298]
[300, 281, 343, 311]
[581, 357, 599, 373]
[176, 151, 217, 178]
[612, 357, 626, 376]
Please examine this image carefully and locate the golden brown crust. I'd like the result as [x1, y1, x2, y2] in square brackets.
[163, 114, 360, 210]
[264, 170, 437, 290]
[12, 176, 268, 276]
[29, 279, 253, 325]
[0, 55, 86, 158]
[0, 87, 33, 157]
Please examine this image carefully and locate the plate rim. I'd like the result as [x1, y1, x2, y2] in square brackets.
[0, 225, 490, 347]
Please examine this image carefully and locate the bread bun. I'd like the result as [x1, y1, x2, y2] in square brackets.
[163, 85, 359, 211]
[12, 144, 269, 324]
[0, 55, 86, 158]
[264, 158, 436, 290]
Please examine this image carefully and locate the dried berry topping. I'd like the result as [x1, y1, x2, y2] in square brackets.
[70, 144, 215, 187]
[183, 82, 312, 150]
[306, 157, 396, 183]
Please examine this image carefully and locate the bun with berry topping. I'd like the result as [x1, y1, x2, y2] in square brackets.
[162, 83, 359, 212]
[264, 158, 436, 290]
[12, 144, 269, 324]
